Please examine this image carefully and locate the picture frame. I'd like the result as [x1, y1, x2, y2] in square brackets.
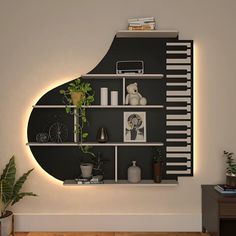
[123, 111, 146, 142]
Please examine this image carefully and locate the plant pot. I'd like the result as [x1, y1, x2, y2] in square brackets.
[80, 163, 93, 178]
[0, 211, 13, 236]
[153, 162, 163, 183]
[71, 92, 83, 106]
[226, 174, 236, 187]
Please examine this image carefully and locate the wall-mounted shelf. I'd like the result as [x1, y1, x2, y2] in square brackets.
[26, 142, 164, 147]
[32, 105, 164, 109]
[81, 74, 164, 79]
[63, 179, 178, 186]
[116, 30, 179, 38]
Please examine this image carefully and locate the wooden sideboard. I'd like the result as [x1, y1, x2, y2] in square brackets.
[202, 185, 236, 236]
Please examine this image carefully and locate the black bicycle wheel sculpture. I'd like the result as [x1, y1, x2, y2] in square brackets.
[49, 122, 68, 143]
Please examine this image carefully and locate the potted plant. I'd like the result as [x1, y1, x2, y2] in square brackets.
[0, 156, 37, 236]
[60, 78, 95, 156]
[152, 147, 163, 183]
[223, 150, 236, 187]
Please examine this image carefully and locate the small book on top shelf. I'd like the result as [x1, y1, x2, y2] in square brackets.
[214, 184, 236, 194]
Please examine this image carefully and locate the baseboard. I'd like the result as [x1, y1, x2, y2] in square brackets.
[14, 213, 201, 232]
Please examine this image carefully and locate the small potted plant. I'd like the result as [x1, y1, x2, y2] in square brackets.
[152, 147, 163, 183]
[0, 156, 37, 236]
[60, 78, 95, 155]
[223, 150, 236, 187]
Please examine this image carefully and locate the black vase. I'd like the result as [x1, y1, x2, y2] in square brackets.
[96, 127, 109, 143]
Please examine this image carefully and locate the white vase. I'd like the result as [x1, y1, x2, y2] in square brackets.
[0, 211, 13, 236]
[128, 161, 141, 183]
[80, 163, 93, 178]
[100, 87, 108, 106]
[110, 91, 118, 106]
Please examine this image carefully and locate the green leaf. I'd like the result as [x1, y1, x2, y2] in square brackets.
[65, 106, 70, 113]
[11, 192, 37, 206]
[82, 133, 88, 139]
[0, 156, 16, 187]
[0, 180, 13, 204]
[13, 169, 34, 196]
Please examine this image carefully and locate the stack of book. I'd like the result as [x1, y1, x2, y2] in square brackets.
[214, 184, 236, 194]
[128, 17, 156, 30]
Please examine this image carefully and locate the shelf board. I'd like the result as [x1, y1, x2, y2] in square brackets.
[63, 179, 178, 186]
[33, 105, 164, 109]
[81, 74, 164, 79]
[26, 142, 164, 147]
[116, 30, 179, 38]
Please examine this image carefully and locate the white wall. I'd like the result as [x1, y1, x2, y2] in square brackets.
[0, 0, 236, 232]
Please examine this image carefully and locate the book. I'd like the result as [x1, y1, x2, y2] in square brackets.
[216, 184, 236, 191]
[128, 17, 155, 23]
[214, 185, 236, 194]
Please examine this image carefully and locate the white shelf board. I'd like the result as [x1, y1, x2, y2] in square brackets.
[63, 179, 178, 186]
[26, 142, 164, 147]
[33, 105, 164, 109]
[81, 74, 164, 79]
[116, 30, 179, 38]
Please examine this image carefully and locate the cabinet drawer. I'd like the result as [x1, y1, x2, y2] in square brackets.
[220, 203, 236, 216]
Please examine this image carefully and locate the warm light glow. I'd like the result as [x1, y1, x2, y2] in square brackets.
[193, 43, 199, 176]
[22, 76, 77, 186]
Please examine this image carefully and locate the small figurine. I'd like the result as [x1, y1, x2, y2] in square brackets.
[125, 82, 147, 105]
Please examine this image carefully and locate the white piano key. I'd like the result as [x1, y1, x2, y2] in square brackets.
[167, 129, 191, 135]
[166, 170, 191, 174]
[167, 137, 191, 143]
[167, 120, 191, 126]
[167, 65, 191, 71]
[167, 82, 191, 87]
[167, 145, 191, 152]
[167, 97, 191, 103]
[166, 49, 191, 55]
[166, 42, 191, 47]
[166, 162, 191, 168]
[166, 74, 191, 79]
[167, 58, 191, 64]
[166, 105, 191, 111]
[166, 153, 191, 158]
[167, 89, 191, 96]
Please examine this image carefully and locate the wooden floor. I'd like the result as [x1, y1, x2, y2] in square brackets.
[15, 233, 210, 236]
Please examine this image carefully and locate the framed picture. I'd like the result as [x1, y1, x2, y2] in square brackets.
[123, 112, 146, 142]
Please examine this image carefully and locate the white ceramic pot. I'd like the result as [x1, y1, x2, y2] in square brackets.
[0, 211, 13, 236]
[80, 163, 93, 178]
[128, 161, 141, 183]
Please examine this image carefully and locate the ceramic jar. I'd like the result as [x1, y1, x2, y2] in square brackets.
[80, 163, 93, 178]
[128, 161, 141, 183]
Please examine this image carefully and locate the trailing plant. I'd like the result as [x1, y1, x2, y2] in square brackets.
[0, 156, 37, 217]
[59, 78, 95, 156]
[224, 150, 236, 175]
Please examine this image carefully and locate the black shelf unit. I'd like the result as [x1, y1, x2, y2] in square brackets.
[27, 30, 194, 185]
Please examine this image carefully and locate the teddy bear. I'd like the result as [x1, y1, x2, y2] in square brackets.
[125, 82, 147, 105]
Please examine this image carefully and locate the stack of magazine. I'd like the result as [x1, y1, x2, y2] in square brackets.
[214, 184, 236, 194]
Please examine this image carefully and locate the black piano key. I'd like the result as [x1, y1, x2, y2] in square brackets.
[167, 133, 188, 139]
[166, 69, 189, 75]
[166, 165, 188, 171]
[166, 78, 188, 83]
[166, 53, 189, 59]
[167, 125, 188, 131]
[167, 109, 188, 115]
[166, 158, 188, 163]
[167, 86, 188, 91]
[167, 141, 188, 147]
[167, 45, 188, 51]
[167, 101, 188, 107]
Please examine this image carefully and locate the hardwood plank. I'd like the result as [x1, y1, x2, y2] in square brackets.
[14, 233, 210, 236]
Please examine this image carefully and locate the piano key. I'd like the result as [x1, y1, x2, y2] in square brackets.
[166, 101, 188, 107]
[166, 141, 188, 147]
[167, 145, 191, 152]
[167, 85, 189, 91]
[166, 170, 191, 174]
[167, 89, 191, 96]
[167, 65, 191, 71]
[167, 58, 191, 64]
[167, 129, 191, 135]
[166, 53, 189, 59]
[166, 42, 191, 47]
[167, 114, 191, 120]
[167, 74, 191, 79]
[166, 157, 189, 163]
[166, 69, 190, 75]
[166, 45, 188, 51]
[166, 78, 188, 83]
[166, 153, 190, 158]
[166, 125, 188, 131]
[166, 165, 188, 171]
[166, 133, 188, 139]
[166, 109, 189, 115]
[167, 97, 191, 103]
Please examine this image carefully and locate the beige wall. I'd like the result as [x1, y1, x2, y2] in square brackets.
[0, 0, 236, 231]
